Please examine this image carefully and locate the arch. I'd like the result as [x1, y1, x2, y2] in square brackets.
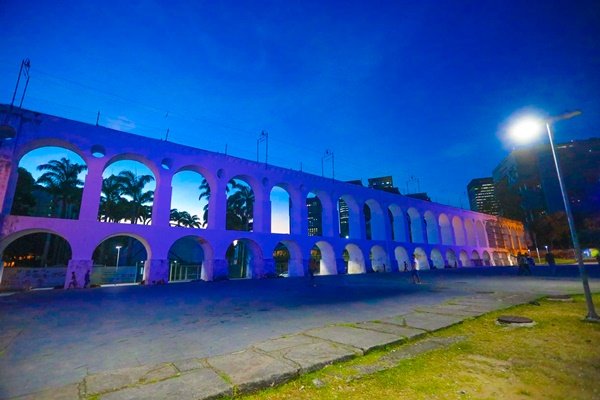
[459, 250, 470, 267]
[452, 216, 466, 246]
[464, 219, 477, 246]
[394, 246, 410, 271]
[471, 250, 482, 266]
[482, 250, 492, 266]
[365, 199, 385, 240]
[273, 242, 290, 276]
[510, 229, 520, 250]
[92, 234, 149, 284]
[226, 238, 263, 279]
[15, 138, 88, 165]
[170, 170, 207, 228]
[13, 146, 88, 219]
[370, 245, 388, 272]
[445, 249, 458, 268]
[99, 159, 156, 225]
[438, 213, 453, 245]
[492, 251, 502, 266]
[430, 248, 445, 269]
[168, 236, 212, 282]
[407, 208, 424, 243]
[276, 240, 303, 277]
[345, 243, 365, 274]
[226, 177, 255, 232]
[338, 195, 360, 239]
[424, 211, 439, 244]
[388, 204, 407, 242]
[0, 230, 72, 290]
[270, 185, 291, 234]
[413, 247, 430, 270]
[474, 220, 486, 247]
[312, 241, 336, 275]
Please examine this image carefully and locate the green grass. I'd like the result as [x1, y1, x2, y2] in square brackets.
[238, 294, 600, 400]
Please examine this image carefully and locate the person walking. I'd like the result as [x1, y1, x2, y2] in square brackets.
[545, 251, 556, 276]
[410, 254, 421, 284]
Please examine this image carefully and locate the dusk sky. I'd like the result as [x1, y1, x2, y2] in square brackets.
[2, 0, 599, 208]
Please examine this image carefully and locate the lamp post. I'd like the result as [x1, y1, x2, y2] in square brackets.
[115, 245, 122, 271]
[509, 110, 599, 322]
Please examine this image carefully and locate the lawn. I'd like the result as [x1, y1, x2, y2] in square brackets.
[238, 294, 600, 400]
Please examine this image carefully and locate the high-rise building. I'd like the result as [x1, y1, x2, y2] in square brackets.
[306, 197, 322, 236]
[367, 176, 400, 194]
[467, 177, 500, 215]
[338, 198, 349, 238]
[492, 137, 600, 247]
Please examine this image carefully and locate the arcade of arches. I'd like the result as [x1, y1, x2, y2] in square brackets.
[0, 108, 526, 289]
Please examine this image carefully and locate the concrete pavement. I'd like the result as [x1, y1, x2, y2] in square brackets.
[1, 266, 598, 399]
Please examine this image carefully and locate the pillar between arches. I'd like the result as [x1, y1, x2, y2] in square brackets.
[152, 178, 172, 227]
[79, 161, 104, 221]
[253, 199, 271, 233]
[208, 181, 227, 230]
[212, 258, 229, 280]
[0, 152, 18, 215]
[64, 259, 93, 289]
[143, 259, 169, 284]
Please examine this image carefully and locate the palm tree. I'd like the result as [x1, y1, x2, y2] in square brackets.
[36, 157, 87, 218]
[116, 170, 154, 224]
[198, 178, 211, 227]
[99, 174, 127, 222]
[227, 180, 254, 231]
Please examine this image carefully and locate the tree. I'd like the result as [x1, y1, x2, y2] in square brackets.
[11, 167, 37, 215]
[116, 170, 154, 224]
[170, 208, 201, 228]
[36, 157, 87, 218]
[99, 175, 128, 222]
[531, 212, 570, 249]
[198, 178, 211, 227]
[226, 180, 254, 231]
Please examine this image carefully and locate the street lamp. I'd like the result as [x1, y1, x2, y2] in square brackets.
[508, 110, 599, 322]
[115, 245, 122, 271]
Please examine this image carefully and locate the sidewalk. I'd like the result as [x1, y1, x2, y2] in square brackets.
[3, 266, 599, 399]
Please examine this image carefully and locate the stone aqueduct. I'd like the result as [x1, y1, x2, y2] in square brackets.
[0, 108, 526, 288]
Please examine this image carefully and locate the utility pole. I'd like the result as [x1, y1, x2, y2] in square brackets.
[321, 149, 334, 179]
[257, 130, 268, 166]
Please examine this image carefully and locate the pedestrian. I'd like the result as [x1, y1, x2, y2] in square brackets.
[410, 254, 421, 284]
[545, 251, 556, 275]
[68, 272, 78, 289]
[84, 270, 90, 288]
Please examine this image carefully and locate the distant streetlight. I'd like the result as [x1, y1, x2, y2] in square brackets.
[509, 110, 599, 322]
[115, 245, 122, 270]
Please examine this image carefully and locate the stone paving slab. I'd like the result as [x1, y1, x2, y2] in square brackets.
[354, 321, 426, 339]
[271, 340, 358, 373]
[207, 349, 298, 393]
[99, 367, 232, 400]
[85, 363, 178, 396]
[253, 334, 318, 352]
[415, 305, 484, 317]
[383, 312, 465, 331]
[304, 325, 403, 353]
[11, 383, 80, 400]
[173, 358, 205, 373]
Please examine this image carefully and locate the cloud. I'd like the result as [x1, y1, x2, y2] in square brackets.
[105, 116, 136, 132]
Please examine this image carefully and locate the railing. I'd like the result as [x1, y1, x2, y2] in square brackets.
[91, 265, 144, 285]
[169, 264, 202, 282]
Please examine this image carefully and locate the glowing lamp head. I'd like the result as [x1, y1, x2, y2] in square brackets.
[509, 116, 545, 143]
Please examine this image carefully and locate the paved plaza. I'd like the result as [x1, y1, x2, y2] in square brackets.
[1, 266, 599, 399]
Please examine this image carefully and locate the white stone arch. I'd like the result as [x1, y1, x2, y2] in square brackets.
[272, 182, 302, 234]
[388, 204, 407, 242]
[438, 213, 453, 245]
[452, 216, 466, 246]
[459, 250, 470, 267]
[475, 220, 487, 247]
[314, 240, 337, 275]
[446, 249, 458, 267]
[501, 226, 512, 249]
[364, 199, 385, 240]
[225, 238, 264, 279]
[270, 185, 291, 234]
[345, 243, 365, 274]
[413, 247, 430, 270]
[492, 251, 502, 266]
[424, 211, 439, 244]
[94, 232, 153, 261]
[169, 168, 211, 229]
[407, 207, 424, 243]
[482, 250, 492, 266]
[370, 245, 389, 272]
[510, 229, 520, 250]
[394, 246, 410, 271]
[471, 250, 481, 266]
[430, 248, 444, 269]
[464, 219, 477, 246]
[338, 195, 360, 239]
[272, 240, 303, 277]
[167, 235, 214, 281]
[0, 229, 73, 264]
[14, 138, 89, 167]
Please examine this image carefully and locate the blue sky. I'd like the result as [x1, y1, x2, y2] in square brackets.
[2, 0, 599, 208]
